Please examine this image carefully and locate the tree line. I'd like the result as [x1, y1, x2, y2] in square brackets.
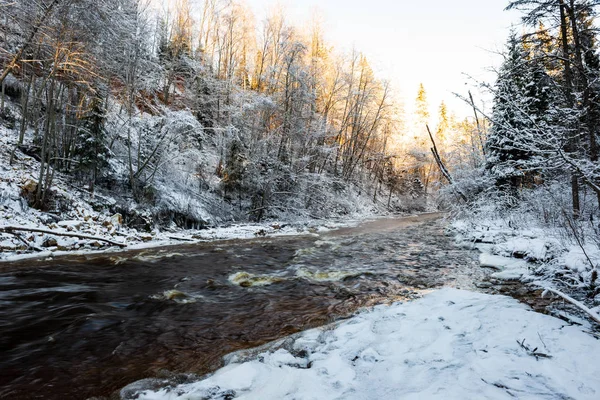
[483, 0, 600, 220]
[1, 0, 435, 222]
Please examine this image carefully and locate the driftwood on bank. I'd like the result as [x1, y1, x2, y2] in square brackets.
[0, 225, 128, 248]
[542, 287, 600, 325]
[426, 124, 468, 202]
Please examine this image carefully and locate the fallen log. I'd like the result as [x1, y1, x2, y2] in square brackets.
[0, 226, 127, 248]
[168, 235, 195, 242]
[542, 287, 600, 325]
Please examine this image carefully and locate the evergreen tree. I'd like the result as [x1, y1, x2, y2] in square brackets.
[74, 95, 110, 193]
[436, 101, 449, 144]
[486, 32, 557, 190]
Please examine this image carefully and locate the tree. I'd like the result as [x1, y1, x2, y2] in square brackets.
[506, 0, 600, 215]
[74, 93, 110, 193]
[487, 30, 564, 196]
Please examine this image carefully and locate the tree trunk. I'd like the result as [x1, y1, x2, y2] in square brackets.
[560, 0, 581, 218]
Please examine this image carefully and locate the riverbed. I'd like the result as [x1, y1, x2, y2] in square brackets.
[0, 213, 488, 399]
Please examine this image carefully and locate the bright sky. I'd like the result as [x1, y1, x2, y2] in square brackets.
[244, 0, 521, 119]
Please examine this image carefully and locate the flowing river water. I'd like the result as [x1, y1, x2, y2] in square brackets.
[0, 213, 493, 399]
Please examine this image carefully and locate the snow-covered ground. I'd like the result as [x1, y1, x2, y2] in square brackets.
[126, 288, 600, 400]
[452, 218, 600, 314]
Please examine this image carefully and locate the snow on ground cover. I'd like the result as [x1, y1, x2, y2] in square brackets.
[129, 288, 600, 400]
[452, 218, 600, 283]
[478, 253, 529, 281]
[0, 122, 374, 262]
[0, 217, 362, 262]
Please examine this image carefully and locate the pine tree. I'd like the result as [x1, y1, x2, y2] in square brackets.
[436, 101, 449, 144]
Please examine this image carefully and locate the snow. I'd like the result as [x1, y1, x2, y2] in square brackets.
[479, 253, 529, 280]
[564, 246, 600, 273]
[452, 218, 600, 303]
[0, 117, 368, 262]
[128, 288, 600, 400]
[0, 107, 384, 263]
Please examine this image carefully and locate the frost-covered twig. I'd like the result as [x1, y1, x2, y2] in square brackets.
[542, 287, 600, 325]
[516, 338, 552, 360]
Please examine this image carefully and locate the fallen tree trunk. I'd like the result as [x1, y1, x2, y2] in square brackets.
[542, 287, 600, 325]
[0, 226, 127, 248]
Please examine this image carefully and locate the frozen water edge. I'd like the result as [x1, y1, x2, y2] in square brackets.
[451, 218, 600, 312]
[128, 288, 600, 400]
[0, 217, 369, 263]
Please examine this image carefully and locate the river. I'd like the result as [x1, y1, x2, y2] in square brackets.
[0, 213, 487, 399]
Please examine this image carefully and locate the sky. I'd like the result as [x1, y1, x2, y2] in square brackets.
[244, 0, 521, 119]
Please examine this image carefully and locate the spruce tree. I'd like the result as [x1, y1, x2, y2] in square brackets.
[75, 95, 110, 193]
[486, 32, 557, 190]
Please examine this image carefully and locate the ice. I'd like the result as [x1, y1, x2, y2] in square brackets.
[131, 289, 600, 400]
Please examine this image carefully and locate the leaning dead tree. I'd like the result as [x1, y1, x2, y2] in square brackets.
[0, 226, 128, 247]
[426, 124, 468, 202]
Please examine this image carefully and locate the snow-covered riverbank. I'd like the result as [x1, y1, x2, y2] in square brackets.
[451, 217, 600, 319]
[127, 288, 600, 400]
[0, 214, 367, 263]
[0, 123, 388, 263]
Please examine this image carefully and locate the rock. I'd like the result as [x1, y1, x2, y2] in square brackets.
[111, 213, 123, 227]
[58, 220, 83, 231]
[20, 179, 37, 204]
[42, 237, 58, 247]
[90, 241, 103, 248]
[140, 234, 154, 242]
[39, 213, 61, 224]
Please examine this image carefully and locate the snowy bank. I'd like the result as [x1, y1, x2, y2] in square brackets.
[452, 218, 600, 315]
[126, 289, 600, 400]
[0, 217, 365, 263]
[1, 118, 378, 261]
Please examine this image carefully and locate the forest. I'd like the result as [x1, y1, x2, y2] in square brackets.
[2, 1, 600, 399]
[0, 0, 481, 231]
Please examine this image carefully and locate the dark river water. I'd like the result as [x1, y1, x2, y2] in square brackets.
[0, 213, 486, 399]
